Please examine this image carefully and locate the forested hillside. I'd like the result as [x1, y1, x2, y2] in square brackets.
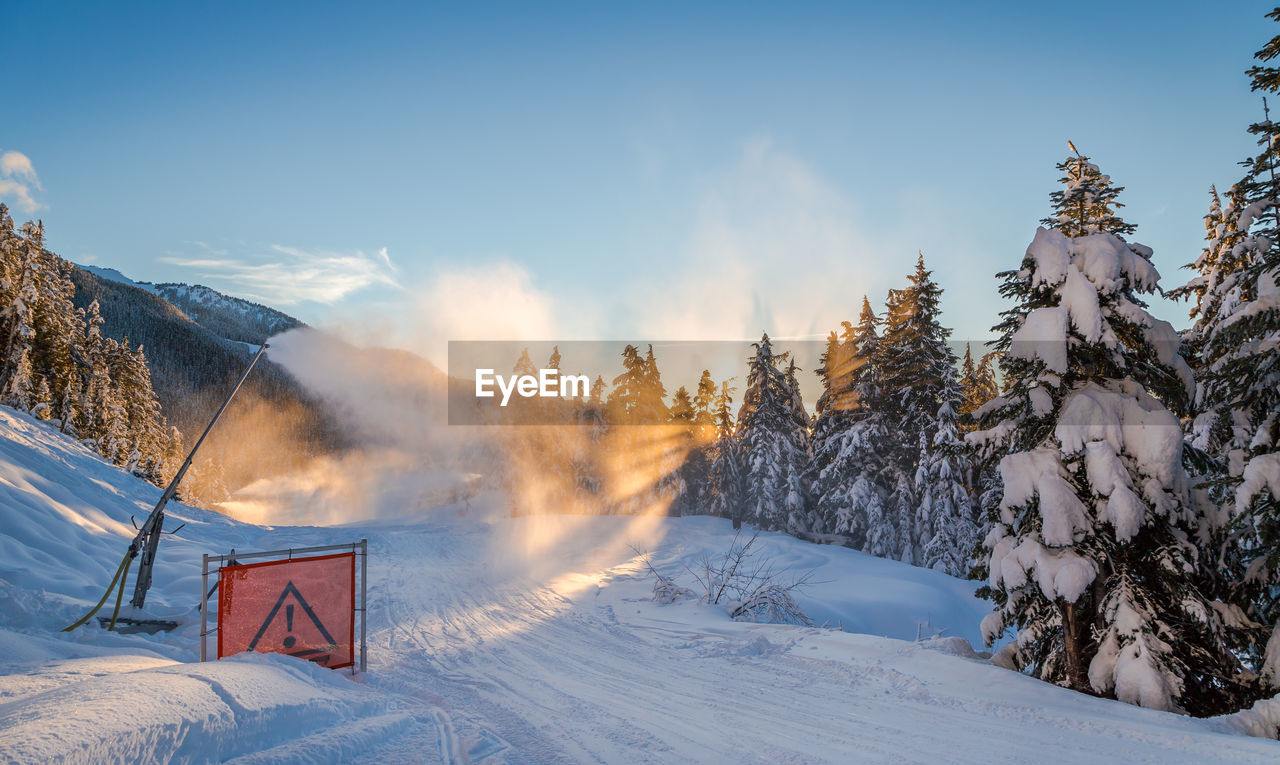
[67, 267, 346, 498]
[0, 210, 178, 491]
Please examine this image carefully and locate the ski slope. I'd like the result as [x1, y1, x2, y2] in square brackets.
[0, 406, 1278, 763]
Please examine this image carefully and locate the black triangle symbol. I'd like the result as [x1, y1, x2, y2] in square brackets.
[247, 580, 338, 651]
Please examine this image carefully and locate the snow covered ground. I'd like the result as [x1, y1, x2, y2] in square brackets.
[1, 406, 1278, 763]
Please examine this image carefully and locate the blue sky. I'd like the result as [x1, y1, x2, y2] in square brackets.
[2, 1, 1276, 358]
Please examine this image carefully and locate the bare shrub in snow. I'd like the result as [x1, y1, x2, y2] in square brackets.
[651, 577, 696, 605]
[729, 584, 813, 627]
[632, 545, 695, 604]
[633, 531, 816, 627]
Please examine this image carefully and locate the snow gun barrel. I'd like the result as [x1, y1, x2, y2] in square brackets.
[129, 342, 271, 610]
[63, 343, 270, 632]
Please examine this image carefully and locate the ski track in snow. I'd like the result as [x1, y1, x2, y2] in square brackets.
[0, 407, 1278, 763]
[351, 515, 1278, 764]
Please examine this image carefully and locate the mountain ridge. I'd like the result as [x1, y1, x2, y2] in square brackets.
[67, 265, 345, 497]
[74, 264, 305, 346]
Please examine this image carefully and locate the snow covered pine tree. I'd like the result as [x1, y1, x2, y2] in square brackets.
[737, 334, 811, 534]
[0, 209, 180, 490]
[969, 147, 1247, 714]
[809, 320, 858, 543]
[917, 361, 980, 576]
[873, 254, 972, 565]
[1173, 11, 1280, 702]
[810, 297, 891, 551]
[708, 379, 744, 527]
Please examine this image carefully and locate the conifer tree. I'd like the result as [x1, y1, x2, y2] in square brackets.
[600, 344, 674, 513]
[808, 325, 853, 540]
[608, 344, 668, 424]
[30, 255, 84, 428]
[810, 298, 890, 549]
[958, 345, 1000, 429]
[161, 426, 185, 487]
[1041, 146, 1137, 239]
[513, 347, 536, 377]
[974, 351, 1001, 403]
[875, 254, 963, 563]
[970, 147, 1244, 714]
[95, 338, 129, 464]
[693, 369, 717, 444]
[957, 345, 1002, 557]
[708, 379, 743, 526]
[876, 282, 918, 562]
[1248, 8, 1280, 94]
[78, 300, 111, 443]
[5, 347, 35, 409]
[1169, 186, 1240, 380]
[917, 369, 979, 575]
[109, 339, 170, 480]
[32, 377, 52, 421]
[737, 334, 811, 533]
[1173, 12, 1280, 696]
[958, 344, 979, 412]
[182, 456, 230, 506]
[667, 385, 701, 516]
[642, 345, 667, 421]
[1167, 185, 1245, 518]
[781, 356, 813, 532]
[0, 204, 12, 297]
[693, 370, 716, 418]
[0, 212, 182, 492]
[669, 386, 694, 423]
[1, 222, 40, 402]
[783, 357, 811, 432]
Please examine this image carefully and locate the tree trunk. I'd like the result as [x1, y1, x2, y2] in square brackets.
[1060, 601, 1092, 693]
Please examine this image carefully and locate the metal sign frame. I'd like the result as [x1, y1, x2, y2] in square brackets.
[201, 539, 368, 674]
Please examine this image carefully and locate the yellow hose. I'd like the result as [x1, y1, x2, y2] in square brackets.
[62, 550, 132, 632]
[106, 555, 135, 632]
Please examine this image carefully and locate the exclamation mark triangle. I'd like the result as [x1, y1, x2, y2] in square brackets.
[247, 580, 337, 652]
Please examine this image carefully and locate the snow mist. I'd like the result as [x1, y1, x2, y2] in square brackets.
[218, 328, 678, 575]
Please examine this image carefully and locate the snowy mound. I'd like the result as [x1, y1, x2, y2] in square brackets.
[0, 407, 331, 631]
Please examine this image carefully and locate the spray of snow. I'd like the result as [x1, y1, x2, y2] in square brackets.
[640, 138, 888, 342]
[221, 329, 680, 584]
[219, 328, 482, 526]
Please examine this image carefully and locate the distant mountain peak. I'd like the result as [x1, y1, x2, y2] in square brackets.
[152, 282, 304, 345]
[74, 263, 304, 346]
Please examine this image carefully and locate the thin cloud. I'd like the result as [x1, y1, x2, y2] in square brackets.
[187, 240, 230, 257]
[161, 244, 398, 305]
[638, 137, 884, 341]
[0, 150, 44, 213]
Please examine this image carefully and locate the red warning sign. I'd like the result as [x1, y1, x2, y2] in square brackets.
[218, 552, 355, 669]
